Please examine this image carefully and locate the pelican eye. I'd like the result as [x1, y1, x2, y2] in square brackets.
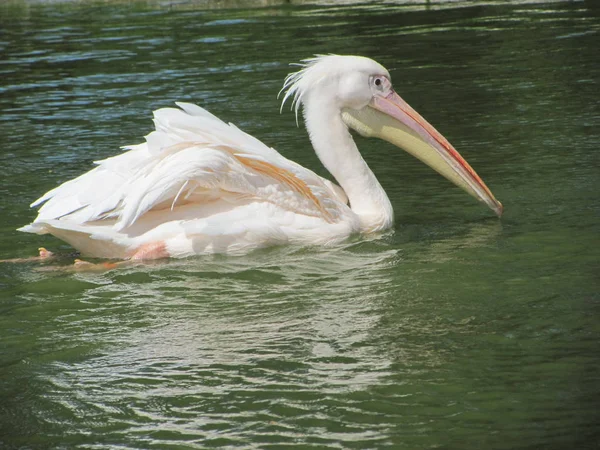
[371, 75, 386, 92]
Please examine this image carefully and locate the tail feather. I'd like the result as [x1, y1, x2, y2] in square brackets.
[23, 220, 132, 259]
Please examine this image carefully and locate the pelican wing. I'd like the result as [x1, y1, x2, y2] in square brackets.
[22, 103, 347, 235]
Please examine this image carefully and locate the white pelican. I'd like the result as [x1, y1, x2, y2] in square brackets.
[19, 55, 502, 262]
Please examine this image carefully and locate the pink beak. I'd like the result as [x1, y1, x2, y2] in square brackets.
[370, 90, 503, 216]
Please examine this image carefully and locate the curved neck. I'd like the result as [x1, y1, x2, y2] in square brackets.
[303, 96, 393, 232]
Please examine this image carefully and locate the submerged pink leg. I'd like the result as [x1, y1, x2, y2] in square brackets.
[1, 241, 170, 271]
[129, 241, 170, 260]
[71, 241, 170, 271]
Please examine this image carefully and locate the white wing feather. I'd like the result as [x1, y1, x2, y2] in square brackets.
[22, 103, 350, 246]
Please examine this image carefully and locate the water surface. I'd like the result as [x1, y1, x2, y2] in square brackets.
[0, 1, 599, 448]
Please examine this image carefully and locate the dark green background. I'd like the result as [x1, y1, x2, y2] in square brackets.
[1, 1, 598, 448]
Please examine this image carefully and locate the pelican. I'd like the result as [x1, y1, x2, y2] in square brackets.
[19, 55, 502, 262]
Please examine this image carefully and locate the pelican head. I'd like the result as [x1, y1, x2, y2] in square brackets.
[282, 55, 503, 217]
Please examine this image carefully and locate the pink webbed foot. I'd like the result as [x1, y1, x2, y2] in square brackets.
[73, 259, 121, 272]
[0, 247, 56, 263]
[38, 247, 54, 259]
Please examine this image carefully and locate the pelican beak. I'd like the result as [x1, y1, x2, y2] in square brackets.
[341, 90, 503, 217]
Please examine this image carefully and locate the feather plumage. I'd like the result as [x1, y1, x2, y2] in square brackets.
[20, 100, 355, 258]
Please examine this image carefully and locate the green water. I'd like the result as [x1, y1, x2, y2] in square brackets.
[0, 1, 599, 448]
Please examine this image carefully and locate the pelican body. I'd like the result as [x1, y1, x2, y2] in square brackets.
[20, 55, 502, 260]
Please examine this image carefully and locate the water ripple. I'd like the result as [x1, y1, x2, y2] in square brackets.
[1, 1, 598, 448]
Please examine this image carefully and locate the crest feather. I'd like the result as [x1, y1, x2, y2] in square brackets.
[278, 54, 340, 124]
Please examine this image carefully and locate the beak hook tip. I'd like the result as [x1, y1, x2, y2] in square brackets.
[494, 201, 504, 218]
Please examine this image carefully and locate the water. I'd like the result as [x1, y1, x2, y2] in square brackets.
[0, 0, 599, 448]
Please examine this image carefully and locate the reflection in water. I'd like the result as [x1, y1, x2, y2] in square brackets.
[409, 221, 504, 264]
[31, 245, 401, 444]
